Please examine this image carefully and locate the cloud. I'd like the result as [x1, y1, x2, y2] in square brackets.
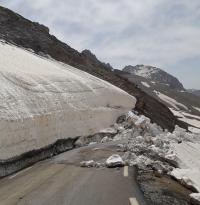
[1, 0, 200, 88]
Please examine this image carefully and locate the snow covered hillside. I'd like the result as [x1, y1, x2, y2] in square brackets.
[119, 66, 200, 132]
[0, 41, 136, 160]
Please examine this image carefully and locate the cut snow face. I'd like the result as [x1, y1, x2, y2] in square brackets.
[0, 41, 136, 160]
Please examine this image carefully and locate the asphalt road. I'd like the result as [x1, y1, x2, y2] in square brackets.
[0, 142, 147, 205]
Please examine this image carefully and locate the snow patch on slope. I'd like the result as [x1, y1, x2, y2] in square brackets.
[0, 41, 136, 160]
[141, 81, 150, 88]
[132, 65, 158, 78]
[154, 90, 188, 111]
[169, 108, 200, 129]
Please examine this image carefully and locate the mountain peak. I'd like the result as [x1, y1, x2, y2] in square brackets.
[124, 65, 160, 78]
[123, 65, 184, 90]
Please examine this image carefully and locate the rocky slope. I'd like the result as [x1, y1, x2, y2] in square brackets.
[0, 6, 188, 132]
[119, 65, 200, 131]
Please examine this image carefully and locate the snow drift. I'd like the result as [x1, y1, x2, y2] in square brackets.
[0, 41, 136, 160]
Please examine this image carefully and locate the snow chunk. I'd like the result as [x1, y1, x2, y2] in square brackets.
[170, 141, 200, 193]
[131, 65, 158, 78]
[80, 160, 96, 168]
[106, 154, 124, 168]
[99, 127, 117, 134]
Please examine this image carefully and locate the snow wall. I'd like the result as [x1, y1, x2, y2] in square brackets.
[0, 41, 136, 162]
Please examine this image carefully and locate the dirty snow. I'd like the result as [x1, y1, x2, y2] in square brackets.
[141, 81, 150, 88]
[0, 41, 136, 159]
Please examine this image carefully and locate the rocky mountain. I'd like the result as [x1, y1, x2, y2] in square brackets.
[0, 6, 188, 132]
[118, 65, 200, 132]
[123, 65, 184, 90]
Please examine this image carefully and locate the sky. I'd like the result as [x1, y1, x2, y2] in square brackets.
[0, 0, 200, 89]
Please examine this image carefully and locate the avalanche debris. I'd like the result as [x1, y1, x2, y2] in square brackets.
[78, 109, 200, 203]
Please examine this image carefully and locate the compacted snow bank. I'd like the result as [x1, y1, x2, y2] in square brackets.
[0, 41, 136, 162]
